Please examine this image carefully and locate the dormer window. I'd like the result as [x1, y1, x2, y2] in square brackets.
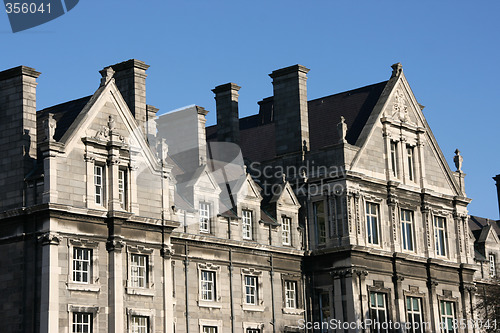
[407, 145, 415, 181]
[118, 169, 126, 209]
[490, 254, 496, 277]
[94, 165, 104, 205]
[200, 202, 211, 233]
[242, 210, 253, 240]
[282, 216, 291, 246]
[390, 141, 399, 178]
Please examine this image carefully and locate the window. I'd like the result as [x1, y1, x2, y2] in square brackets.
[440, 301, 457, 333]
[201, 270, 216, 301]
[130, 315, 148, 333]
[244, 275, 258, 305]
[319, 292, 331, 329]
[247, 329, 260, 333]
[366, 202, 380, 245]
[130, 254, 148, 288]
[313, 201, 326, 244]
[434, 216, 447, 257]
[242, 210, 253, 240]
[370, 292, 388, 333]
[407, 145, 415, 181]
[391, 141, 399, 177]
[94, 165, 103, 205]
[285, 281, 297, 309]
[200, 202, 211, 233]
[73, 248, 92, 283]
[406, 296, 423, 333]
[401, 209, 414, 251]
[282, 216, 291, 245]
[73, 312, 92, 333]
[118, 169, 126, 209]
[490, 254, 496, 277]
[203, 327, 217, 333]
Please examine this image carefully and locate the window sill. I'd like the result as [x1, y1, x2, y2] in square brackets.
[197, 300, 222, 309]
[282, 308, 304, 315]
[242, 304, 265, 312]
[67, 282, 100, 293]
[126, 287, 155, 297]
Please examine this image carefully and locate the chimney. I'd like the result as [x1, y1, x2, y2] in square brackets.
[108, 59, 149, 132]
[269, 64, 310, 156]
[0, 65, 40, 210]
[212, 83, 241, 144]
[494, 175, 500, 219]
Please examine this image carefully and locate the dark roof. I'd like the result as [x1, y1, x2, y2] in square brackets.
[207, 81, 388, 162]
[469, 215, 500, 241]
[37, 96, 92, 141]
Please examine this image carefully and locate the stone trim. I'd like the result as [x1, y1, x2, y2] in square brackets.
[126, 308, 155, 333]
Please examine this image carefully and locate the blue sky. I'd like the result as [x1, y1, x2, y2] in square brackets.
[2, 1, 499, 219]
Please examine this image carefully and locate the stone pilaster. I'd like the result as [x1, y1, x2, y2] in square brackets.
[107, 227, 124, 333]
[39, 232, 61, 333]
[161, 246, 175, 333]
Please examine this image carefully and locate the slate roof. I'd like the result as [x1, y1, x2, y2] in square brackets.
[206, 81, 388, 162]
[468, 215, 500, 241]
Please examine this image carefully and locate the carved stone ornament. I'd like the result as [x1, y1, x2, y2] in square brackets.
[38, 232, 61, 246]
[43, 113, 57, 142]
[106, 238, 125, 252]
[99, 66, 115, 87]
[161, 246, 175, 258]
[453, 149, 463, 172]
[94, 125, 109, 140]
[337, 115, 348, 143]
[393, 89, 409, 122]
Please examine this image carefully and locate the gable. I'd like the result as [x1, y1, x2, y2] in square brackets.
[236, 173, 263, 202]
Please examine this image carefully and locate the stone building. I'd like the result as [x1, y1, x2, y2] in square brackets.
[0, 59, 497, 333]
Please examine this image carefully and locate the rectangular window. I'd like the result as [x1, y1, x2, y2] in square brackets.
[130, 254, 148, 288]
[242, 210, 253, 240]
[94, 165, 103, 205]
[118, 169, 126, 209]
[244, 275, 258, 305]
[246, 329, 260, 333]
[130, 315, 148, 333]
[440, 301, 457, 333]
[434, 216, 447, 257]
[319, 292, 331, 326]
[401, 209, 414, 251]
[370, 292, 388, 333]
[490, 254, 496, 277]
[406, 296, 423, 333]
[203, 327, 218, 333]
[201, 270, 216, 301]
[200, 202, 211, 233]
[391, 141, 398, 177]
[313, 201, 326, 244]
[73, 312, 92, 333]
[407, 145, 415, 181]
[282, 216, 291, 245]
[285, 281, 297, 309]
[73, 248, 92, 283]
[366, 202, 380, 245]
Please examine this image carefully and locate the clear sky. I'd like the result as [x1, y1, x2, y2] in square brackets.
[1, 1, 499, 219]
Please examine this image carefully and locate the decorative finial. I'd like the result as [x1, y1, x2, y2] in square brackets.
[108, 115, 116, 131]
[43, 113, 57, 142]
[160, 138, 169, 163]
[302, 140, 308, 152]
[243, 164, 247, 173]
[454, 149, 463, 172]
[391, 63, 403, 78]
[337, 116, 347, 143]
[282, 173, 286, 183]
[99, 67, 115, 86]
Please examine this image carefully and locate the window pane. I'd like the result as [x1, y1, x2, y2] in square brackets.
[366, 203, 379, 245]
[73, 248, 91, 283]
[130, 254, 148, 288]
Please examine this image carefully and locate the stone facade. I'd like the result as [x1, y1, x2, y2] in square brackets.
[0, 59, 498, 333]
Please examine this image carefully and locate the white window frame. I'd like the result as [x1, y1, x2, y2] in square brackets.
[118, 168, 126, 209]
[490, 254, 496, 277]
[390, 141, 399, 178]
[407, 145, 415, 181]
[434, 216, 447, 257]
[73, 247, 92, 284]
[201, 270, 216, 301]
[199, 202, 211, 233]
[242, 210, 253, 240]
[202, 327, 217, 333]
[244, 275, 258, 305]
[401, 209, 414, 251]
[285, 280, 297, 309]
[366, 202, 380, 245]
[406, 296, 423, 333]
[72, 312, 92, 333]
[130, 254, 148, 288]
[94, 164, 104, 206]
[439, 300, 457, 333]
[282, 216, 291, 246]
[369, 291, 389, 333]
[130, 315, 148, 333]
[313, 201, 326, 245]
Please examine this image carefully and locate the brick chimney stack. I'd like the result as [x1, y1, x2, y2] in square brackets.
[212, 83, 241, 144]
[109, 59, 149, 133]
[269, 64, 310, 156]
[494, 175, 500, 219]
[0, 65, 40, 210]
